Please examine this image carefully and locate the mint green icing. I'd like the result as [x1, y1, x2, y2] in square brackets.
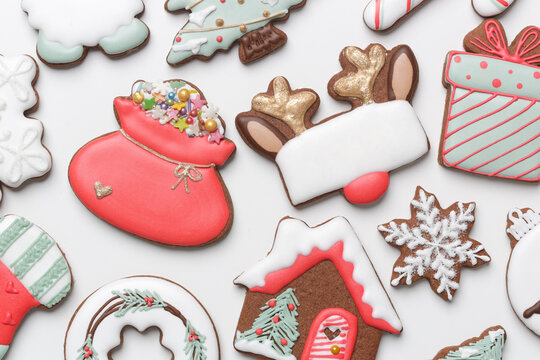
[112, 289, 166, 317]
[167, 0, 303, 64]
[99, 19, 148, 55]
[442, 330, 505, 359]
[0, 345, 8, 360]
[10, 232, 54, 279]
[37, 31, 84, 64]
[0, 218, 31, 256]
[29, 256, 69, 299]
[184, 321, 207, 360]
[44, 282, 71, 308]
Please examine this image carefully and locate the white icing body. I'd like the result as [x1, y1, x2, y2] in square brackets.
[275, 101, 428, 205]
[363, 0, 426, 31]
[235, 333, 295, 360]
[507, 211, 540, 336]
[472, 0, 515, 17]
[21, 0, 144, 47]
[64, 276, 220, 359]
[0, 55, 51, 194]
[234, 216, 403, 333]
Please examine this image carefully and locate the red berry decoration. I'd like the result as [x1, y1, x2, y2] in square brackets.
[84, 346, 90, 352]
[268, 300, 276, 308]
[186, 116, 194, 124]
[273, 316, 280, 323]
[280, 338, 288, 346]
[194, 336, 199, 340]
[149, 298, 154, 303]
[255, 328, 263, 335]
[176, 36, 181, 42]
[288, 303, 295, 310]
[190, 109, 198, 117]
[217, 35, 223, 42]
[144, 297, 149, 302]
[84, 354, 89, 359]
[191, 331, 195, 335]
[88, 351, 93, 356]
[189, 336, 193, 342]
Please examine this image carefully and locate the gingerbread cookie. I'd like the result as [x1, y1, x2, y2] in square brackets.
[64, 276, 219, 360]
[0, 214, 72, 360]
[166, 0, 306, 65]
[0, 54, 51, 201]
[21, 0, 149, 66]
[236, 44, 428, 206]
[506, 208, 540, 336]
[69, 79, 235, 247]
[378, 186, 491, 301]
[363, 0, 516, 31]
[432, 326, 506, 360]
[439, 19, 540, 181]
[234, 216, 402, 360]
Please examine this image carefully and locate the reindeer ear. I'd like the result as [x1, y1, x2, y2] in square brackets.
[387, 46, 419, 102]
[236, 114, 291, 160]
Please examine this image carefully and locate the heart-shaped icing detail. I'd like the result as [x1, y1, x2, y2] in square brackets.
[323, 327, 341, 341]
[2, 312, 16, 326]
[94, 181, 113, 199]
[5, 281, 18, 294]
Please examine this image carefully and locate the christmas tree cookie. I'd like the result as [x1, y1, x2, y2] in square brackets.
[234, 216, 402, 360]
[378, 186, 491, 301]
[64, 276, 219, 360]
[236, 44, 428, 206]
[432, 326, 506, 360]
[0, 54, 51, 202]
[166, 0, 307, 65]
[68, 79, 235, 246]
[21, 0, 149, 66]
[506, 208, 540, 337]
[0, 215, 72, 360]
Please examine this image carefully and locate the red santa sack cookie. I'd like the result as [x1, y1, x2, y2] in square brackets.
[69, 80, 235, 246]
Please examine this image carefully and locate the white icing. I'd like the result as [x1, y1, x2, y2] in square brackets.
[261, 0, 280, 6]
[64, 276, 219, 359]
[507, 208, 540, 241]
[363, 0, 426, 31]
[234, 217, 403, 332]
[235, 331, 295, 360]
[21, 0, 144, 47]
[458, 347, 478, 358]
[275, 101, 428, 205]
[488, 329, 506, 342]
[507, 211, 540, 336]
[0, 55, 51, 190]
[189, 5, 217, 27]
[172, 38, 208, 54]
[472, 0, 515, 17]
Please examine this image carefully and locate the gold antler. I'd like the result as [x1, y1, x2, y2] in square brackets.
[252, 77, 317, 136]
[333, 45, 386, 105]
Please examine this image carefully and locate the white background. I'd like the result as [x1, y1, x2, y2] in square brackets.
[0, 0, 539, 359]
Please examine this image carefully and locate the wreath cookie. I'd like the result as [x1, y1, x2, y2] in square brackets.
[64, 276, 219, 360]
[68, 79, 235, 247]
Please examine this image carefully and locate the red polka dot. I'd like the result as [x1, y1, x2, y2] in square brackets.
[466, 75, 471, 80]
[216, 36, 223, 42]
[535, 72, 540, 79]
[220, 0, 225, 2]
[517, 83, 523, 89]
[508, 69, 513, 74]
[280, 339, 288, 346]
[454, 56, 461, 63]
[255, 328, 263, 335]
[480, 61, 488, 69]
[176, 37, 181, 42]
[492, 79, 502, 88]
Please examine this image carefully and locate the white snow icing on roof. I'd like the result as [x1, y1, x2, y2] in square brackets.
[234, 216, 402, 332]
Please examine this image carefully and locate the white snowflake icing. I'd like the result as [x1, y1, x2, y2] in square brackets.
[378, 189, 490, 300]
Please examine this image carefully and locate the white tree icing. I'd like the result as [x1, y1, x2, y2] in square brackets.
[378, 189, 490, 300]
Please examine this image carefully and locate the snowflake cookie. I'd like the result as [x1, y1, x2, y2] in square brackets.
[431, 326, 506, 360]
[21, 0, 150, 66]
[64, 276, 219, 360]
[0, 54, 51, 201]
[378, 186, 491, 301]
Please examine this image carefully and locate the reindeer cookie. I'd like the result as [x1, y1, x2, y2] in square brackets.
[236, 44, 429, 206]
[506, 208, 540, 337]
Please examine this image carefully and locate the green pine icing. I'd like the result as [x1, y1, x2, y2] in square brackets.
[29, 256, 69, 300]
[237, 288, 300, 357]
[0, 218, 32, 256]
[77, 335, 98, 360]
[442, 330, 505, 360]
[184, 321, 207, 360]
[0, 345, 9, 360]
[10, 232, 54, 279]
[44, 282, 72, 308]
[169, 81, 187, 90]
[112, 289, 167, 317]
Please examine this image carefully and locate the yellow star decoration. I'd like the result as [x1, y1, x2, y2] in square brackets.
[172, 102, 187, 111]
[174, 117, 190, 132]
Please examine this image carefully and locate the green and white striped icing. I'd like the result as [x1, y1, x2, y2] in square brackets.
[0, 215, 71, 308]
[441, 328, 505, 360]
[167, 0, 303, 65]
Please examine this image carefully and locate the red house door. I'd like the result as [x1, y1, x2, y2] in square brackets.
[301, 308, 358, 360]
